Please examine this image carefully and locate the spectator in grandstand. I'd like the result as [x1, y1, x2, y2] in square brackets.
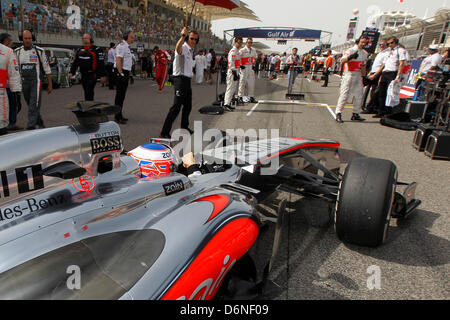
[160, 27, 198, 138]
[69, 33, 107, 101]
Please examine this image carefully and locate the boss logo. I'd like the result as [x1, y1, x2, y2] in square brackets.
[90, 135, 122, 154]
[163, 180, 184, 196]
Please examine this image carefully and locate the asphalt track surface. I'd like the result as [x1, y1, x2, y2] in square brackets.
[11, 72, 449, 300]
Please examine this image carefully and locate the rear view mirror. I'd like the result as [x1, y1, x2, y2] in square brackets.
[42, 161, 86, 180]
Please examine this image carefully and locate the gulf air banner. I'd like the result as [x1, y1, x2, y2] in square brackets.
[234, 28, 322, 40]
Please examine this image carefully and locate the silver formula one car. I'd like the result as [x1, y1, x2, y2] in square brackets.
[0, 102, 420, 300]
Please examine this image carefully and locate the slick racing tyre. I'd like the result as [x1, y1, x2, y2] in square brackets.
[335, 157, 397, 247]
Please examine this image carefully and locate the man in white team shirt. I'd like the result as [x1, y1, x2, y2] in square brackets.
[375, 36, 407, 117]
[238, 37, 258, 103]
[335, 35, 369, 123]
[160, 27, 198, 138]
[223, 36, 243, 111]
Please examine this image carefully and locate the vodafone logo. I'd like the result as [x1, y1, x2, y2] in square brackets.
[176, 255, 236, 300]
[72, 168, 95, 193]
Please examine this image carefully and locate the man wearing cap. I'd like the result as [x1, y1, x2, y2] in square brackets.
[415, 44, 442, 101]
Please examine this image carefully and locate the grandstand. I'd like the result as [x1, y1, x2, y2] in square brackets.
[0, 0, 238, 51]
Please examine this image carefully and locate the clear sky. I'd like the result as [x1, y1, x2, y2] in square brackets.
[211, 0, 449, 54]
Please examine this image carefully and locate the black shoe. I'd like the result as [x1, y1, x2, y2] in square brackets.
[351, 113, 366, 121]
[37, 119, 45, 128]
[335, 113, 344, 123]
[372, 114, 384, 118]
[223, 104, 235, 111]
[159, 133, 171, 139]
[26, 125, 39, 130]
[0, 127, 7, 136]
[361, 109, 374, 114]
[250, 97, 258, 103]
[115, 117, 128, 124]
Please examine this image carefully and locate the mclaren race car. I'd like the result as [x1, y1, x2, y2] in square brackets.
[0, 102, 421, 300]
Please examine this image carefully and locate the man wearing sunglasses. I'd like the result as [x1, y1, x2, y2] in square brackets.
[335, 35, 369, 123]
[161, 27, 198, 138]
[375, 36, 407, 117]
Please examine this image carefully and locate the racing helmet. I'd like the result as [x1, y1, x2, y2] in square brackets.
[128, 143, 177, 178]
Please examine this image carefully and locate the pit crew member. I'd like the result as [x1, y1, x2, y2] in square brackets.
[0, 39, 21, 136]
[223, 36, 243, 111]
[14, 29, 52, 130]
[154, 45, 171, 92]
[335, 35, 369, 123]
[69, 33, 106, 101]
[238, 37, 258, 103]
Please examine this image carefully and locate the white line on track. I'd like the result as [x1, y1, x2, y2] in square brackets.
[325, 104, 337, 119]
[246, 102, 260, 116]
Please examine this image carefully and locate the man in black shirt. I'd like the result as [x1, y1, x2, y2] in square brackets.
[69, 33, 106, 101]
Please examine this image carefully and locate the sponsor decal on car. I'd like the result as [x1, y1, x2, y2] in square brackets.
[163, 180, 184, 196]
[72, 168, 95, 193]
[90, 133, 122, 155]
[0, 164, 44, 199]
[0, 193, 68, 224]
